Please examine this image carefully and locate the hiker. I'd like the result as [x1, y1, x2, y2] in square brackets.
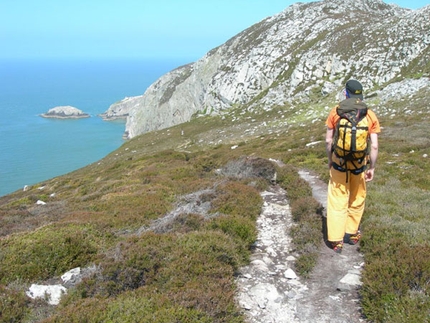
[325, 80, 381, 253]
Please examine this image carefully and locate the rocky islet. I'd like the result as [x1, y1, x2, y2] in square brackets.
[40, 106, 90, 119]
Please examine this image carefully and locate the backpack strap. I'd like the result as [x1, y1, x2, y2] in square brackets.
[332, 161, 367, 183]
[332, 162, 367, 175]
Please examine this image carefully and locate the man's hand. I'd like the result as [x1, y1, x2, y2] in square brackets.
[365, 168, 375, 182]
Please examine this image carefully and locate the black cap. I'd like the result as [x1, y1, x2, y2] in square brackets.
[345, 80, 363, 100]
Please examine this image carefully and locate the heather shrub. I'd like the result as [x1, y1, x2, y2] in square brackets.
[166, 213, 206, 233]
[277, 167, 323, 277]
[360, 241, 430, 322]
[151, 231, 244, 320]
[289, 197, 322, 277]
[210, 181, 262, 220]
[0, 285, 30, 322]
[294, 253, 318, 278]
[0, 224, 103, 283]
[208, 214, 258, 250]
[193, 155, 222, 173]
[290, 196, 322, 223]
[156, 231, 241, 286]
[59, 230, 245, 322]
[85, 186, 174, 227]
[48, 288, 239, 323]
[64, 232, 173, 300]
[276, 165, 313, 201]
[356, 111, 430, 321]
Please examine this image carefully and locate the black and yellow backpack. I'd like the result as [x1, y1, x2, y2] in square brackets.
[332, 98, 369, 179]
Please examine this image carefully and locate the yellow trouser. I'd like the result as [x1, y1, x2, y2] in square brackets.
[327, 167, 367, 242]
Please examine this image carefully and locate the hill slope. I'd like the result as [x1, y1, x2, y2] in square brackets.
[103, 0, 429, 139]
[0, 1, 429, 322]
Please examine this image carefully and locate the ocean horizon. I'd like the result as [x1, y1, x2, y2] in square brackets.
[0, 57, 192, 197]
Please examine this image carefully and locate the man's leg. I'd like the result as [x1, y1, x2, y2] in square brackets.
[327, 168, 349, 242]
[346, 172, 366, 235]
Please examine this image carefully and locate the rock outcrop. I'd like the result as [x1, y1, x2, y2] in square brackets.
[98, 97, 139, 120]
[102, 0, 429, 139]
[41, 106, 90, 119]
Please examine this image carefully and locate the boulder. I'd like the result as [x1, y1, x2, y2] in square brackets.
[26, 284, 67, 305]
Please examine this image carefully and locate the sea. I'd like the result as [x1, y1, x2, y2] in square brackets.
[0, 57, 191, 197]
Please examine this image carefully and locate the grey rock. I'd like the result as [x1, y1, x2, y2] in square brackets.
[284, 268, 298, 280]
[337, 273, 362, 291]
[61, 267, 81, 285]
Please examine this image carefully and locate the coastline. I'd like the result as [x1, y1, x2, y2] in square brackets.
[0, 57, 192, 197]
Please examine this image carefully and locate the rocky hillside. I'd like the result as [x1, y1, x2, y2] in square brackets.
[103, 0, 429, 139]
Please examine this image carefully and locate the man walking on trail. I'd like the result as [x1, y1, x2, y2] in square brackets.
[325, 79, 381, 253]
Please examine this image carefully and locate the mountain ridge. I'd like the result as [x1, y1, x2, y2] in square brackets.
[103, 0, 429, 139]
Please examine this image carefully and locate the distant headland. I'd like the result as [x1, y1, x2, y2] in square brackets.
[40, 106, 90, 119]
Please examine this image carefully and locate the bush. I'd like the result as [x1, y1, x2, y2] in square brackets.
[294, 253, 318, 278]
[0, 224, 101, 284]
[208, 214, 258, 250]
[361, 241, 430, 322]
[59, 231, 246, 322]
[290, 196, 322, 223]
[277, 166, 313, 201]
[0, 285, 30, 322]
[48, 288, 238, 323]
[65, 233, 172, 300]
[211, 181, 262, 220]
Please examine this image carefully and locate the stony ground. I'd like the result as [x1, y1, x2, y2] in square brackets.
[236, 169, 367, 323]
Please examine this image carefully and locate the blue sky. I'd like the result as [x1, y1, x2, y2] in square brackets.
[1, 0, 428, 61]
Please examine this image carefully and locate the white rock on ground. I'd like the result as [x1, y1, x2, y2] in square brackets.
[26, 284, 67, 305]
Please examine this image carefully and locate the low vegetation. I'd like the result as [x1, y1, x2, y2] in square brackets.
[0, 86, 428, 322]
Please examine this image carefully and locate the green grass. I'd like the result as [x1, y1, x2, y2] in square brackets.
[0, 87, 428, 322]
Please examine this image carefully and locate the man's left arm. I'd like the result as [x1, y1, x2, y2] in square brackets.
[365, 133, 379, 182]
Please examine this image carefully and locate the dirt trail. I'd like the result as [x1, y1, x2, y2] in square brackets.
[296, 170, 366, 322]
[236, 169, 367, 322]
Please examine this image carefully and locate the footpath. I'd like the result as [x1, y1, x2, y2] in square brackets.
[235, 170, 366, 323]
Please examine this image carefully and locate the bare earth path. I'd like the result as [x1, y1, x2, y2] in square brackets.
[236, 169, 367, 322]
